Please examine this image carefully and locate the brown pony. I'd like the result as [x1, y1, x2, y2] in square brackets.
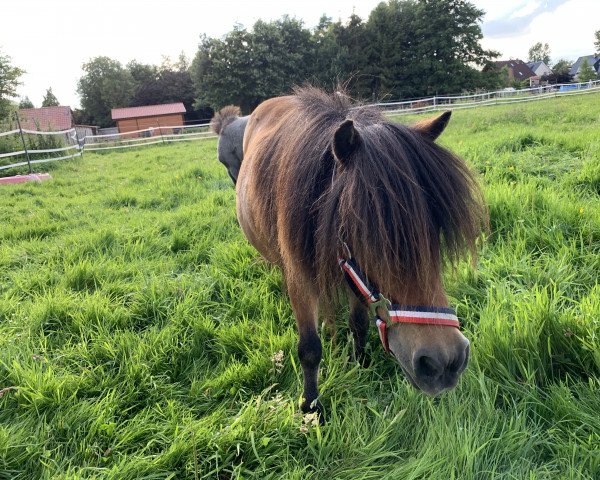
[237, 87, 487, 417]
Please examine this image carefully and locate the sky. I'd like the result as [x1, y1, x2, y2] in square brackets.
[1, 0, 599, 108]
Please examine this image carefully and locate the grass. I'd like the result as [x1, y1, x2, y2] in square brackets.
[0, 93, 599, 479]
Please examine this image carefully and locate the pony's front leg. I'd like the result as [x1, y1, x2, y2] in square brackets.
[349, 292, 370, 367]
[287, 280, 324, 419]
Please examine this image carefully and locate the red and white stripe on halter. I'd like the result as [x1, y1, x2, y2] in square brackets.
[388, 308, 460, 328]
[338, 255, 461, 354]
[338, 257, 379, 303]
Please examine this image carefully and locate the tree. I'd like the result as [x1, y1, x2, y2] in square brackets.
[528, 42, 551, 65]
[577, 58, 597, 82]
[128, 60, 161, 107]
[191, 18, 316, 113]
[41, 87, 59, 107]
[77, 56, 134, 127]
[190, 1, 499, 109]
[366, 0, 498, 99]
[191, 29, 255, 113]
[542, 58, 572, 84]
[594, 29, 600, 55]
[18, 96, 34, 109]
[0, 49, 25, 119]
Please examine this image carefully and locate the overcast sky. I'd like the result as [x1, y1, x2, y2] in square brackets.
[1, 0, 598, 108]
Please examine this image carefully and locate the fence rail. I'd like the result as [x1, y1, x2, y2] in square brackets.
[1, 80, 599, 174]
[376, 80, 600, 115]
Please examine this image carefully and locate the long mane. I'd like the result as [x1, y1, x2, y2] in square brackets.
[259, 87, 486, 299]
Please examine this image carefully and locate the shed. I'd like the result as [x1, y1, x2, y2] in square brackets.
[111, 103, 186, 137]
[18, 106, 72, 131]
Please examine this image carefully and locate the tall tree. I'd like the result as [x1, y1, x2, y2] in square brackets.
[77, 56, 134, 127]
[330, 14, 374, 98]
[311, 15, 347, 90]
[0, 49, 25, 120]
[528, 42, 551, 65]
[191, 18, 316, 113]
[366, 0, 498, 99]
[577, 58, 597, 82]
[128, 60, 162, 107]
[41, 87, 59, 107]
[18, 96, 34, 109]
[542, 58, 573, 84]
[191, 29, 256, 113]
[595, 29, 600, 56]
[156, 55, 195, 112]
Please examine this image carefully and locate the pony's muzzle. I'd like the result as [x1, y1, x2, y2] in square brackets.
[412, 337, 470, 395]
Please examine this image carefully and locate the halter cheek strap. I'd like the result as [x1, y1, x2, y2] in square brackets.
[338, 257, 460, 354]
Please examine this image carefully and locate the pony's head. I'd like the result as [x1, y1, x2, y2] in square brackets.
[210, 106, 247, 184]
[320, 108, 486, 395]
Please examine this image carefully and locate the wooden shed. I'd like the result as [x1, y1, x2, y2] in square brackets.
[111, 103, 186, 137]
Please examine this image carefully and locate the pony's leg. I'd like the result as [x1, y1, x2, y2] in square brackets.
[287, 280, 324, 418]
[320, 298, 337, 346]
[348, 292, 370, 367]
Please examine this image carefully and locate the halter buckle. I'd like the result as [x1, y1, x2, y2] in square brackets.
[370, 293, 391, 323]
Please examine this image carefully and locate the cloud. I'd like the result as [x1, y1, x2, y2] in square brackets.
[483, 0, 570, 38]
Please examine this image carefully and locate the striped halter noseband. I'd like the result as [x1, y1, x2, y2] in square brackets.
[338, 256, 460, 354]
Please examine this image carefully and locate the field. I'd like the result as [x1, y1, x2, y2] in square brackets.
[1, 93, 599, 479]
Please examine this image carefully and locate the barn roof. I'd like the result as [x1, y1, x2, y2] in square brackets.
[18, 106, 72, 131]
[111, 103, 186, 120]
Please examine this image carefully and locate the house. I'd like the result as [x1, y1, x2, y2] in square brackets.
[569, 55, 600, 80]
[484, 59, 539, 86]
[526, 61, 552, 78]
[18, 106, 72, 131]
[111, 103, 186, 137]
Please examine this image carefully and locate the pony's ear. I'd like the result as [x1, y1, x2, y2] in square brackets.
[333, 120, 361, 164]
[413, 111, 452, 141]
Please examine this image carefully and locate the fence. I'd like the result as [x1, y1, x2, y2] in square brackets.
[83, 123, 216, 152]
[0, 115, 82, 172]
[1, 79, 599, 174]
[376, 79, 600, 115]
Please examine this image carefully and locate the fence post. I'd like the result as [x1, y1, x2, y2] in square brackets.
[73, 126, 84, 160]
[15, 112, 32, 174]
[156, 120, 165, 144]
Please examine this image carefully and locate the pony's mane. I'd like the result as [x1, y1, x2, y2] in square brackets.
[210, 105, 241, 135]
[260, 86, 486, 299]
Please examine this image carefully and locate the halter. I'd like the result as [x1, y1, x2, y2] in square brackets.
[338, 256, 460, 354]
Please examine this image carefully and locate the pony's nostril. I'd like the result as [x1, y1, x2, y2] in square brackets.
[414, 353, 443, 379]
[448, 343, 470, 374]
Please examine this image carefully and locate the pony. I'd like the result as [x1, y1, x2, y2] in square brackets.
[210, 106, 248, 184]
[236, 87, 487, 417]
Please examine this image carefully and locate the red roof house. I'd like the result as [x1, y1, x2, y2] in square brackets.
[111, 103, 186, 136]
[18, 106, 73, 131]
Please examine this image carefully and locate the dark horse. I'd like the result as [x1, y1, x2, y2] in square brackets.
[210, 106, 248, 184]
[237, 87, 487, 416]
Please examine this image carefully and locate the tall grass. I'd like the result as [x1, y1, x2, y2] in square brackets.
[0, 93, 599, 479]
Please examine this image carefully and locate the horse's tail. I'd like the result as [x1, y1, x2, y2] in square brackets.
[210, 105, 242, 135]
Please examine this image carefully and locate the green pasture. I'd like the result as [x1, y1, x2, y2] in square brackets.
[0, 93, 599, 479]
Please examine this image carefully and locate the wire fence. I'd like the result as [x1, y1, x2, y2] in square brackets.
[83, 123, 216, 152]
[1, 79, 599, 175]
[0, 122, 82, 172]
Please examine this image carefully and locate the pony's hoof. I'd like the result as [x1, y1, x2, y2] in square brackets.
[355, 350, 371, 368]
[301, 398, 326, 424]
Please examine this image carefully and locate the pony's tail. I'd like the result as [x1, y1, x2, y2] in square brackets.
[210, 105, 242, 135]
